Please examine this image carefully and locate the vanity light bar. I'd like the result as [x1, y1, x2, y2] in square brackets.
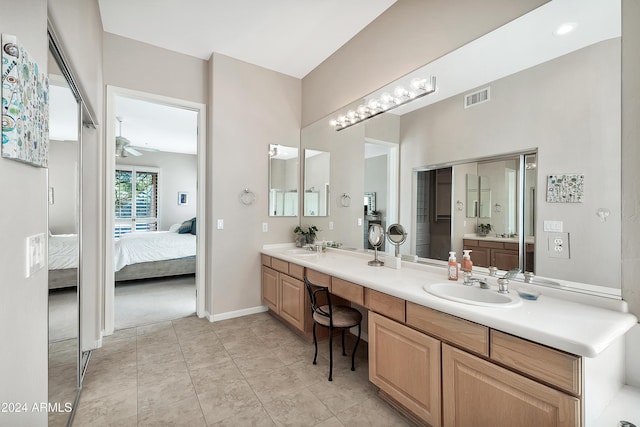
[330, 76, 437, 131]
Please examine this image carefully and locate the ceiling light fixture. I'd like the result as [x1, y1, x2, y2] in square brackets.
[330, 76, 437, 131]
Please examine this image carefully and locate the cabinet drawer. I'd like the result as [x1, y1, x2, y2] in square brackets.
[504, 242, 519, 251]
[479, 240, 504, 249]
[288, 263, 304, 280]
[406, 302, 489, 357]
[261, 254, 271, 267]
[331, 277, 364, 305]
[271, 257, 289, 274]
[366, 289, 405, 323]
[490, 330, 582, 396]
[305, 269, 331, 289]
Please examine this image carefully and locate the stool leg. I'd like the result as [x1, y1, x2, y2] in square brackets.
[341, 329, 347, 356]
[312, 322, 318, 365]
[351, 323, 362, 372]
[328, 328, 333, 381]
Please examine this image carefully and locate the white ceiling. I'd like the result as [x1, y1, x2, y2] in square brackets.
[98, 0, 396, 79]
[52, 0, 619, 156]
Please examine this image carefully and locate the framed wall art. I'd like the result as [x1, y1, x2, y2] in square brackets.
[546, 174, 584, 203]
[2, 34, 49, 167]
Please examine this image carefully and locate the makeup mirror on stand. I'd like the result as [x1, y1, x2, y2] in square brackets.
[368, 223, 385, 266]
[387, 223, 407, 257]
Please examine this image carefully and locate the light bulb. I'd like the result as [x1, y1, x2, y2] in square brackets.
[367, 99, 379, 110]
[394, 86, 408, 98]
[410, 77, 426, 91]
[357, 105, 368, 116]
[347, 110, 356, 119]
[380, 92, 393, 104]
[329, 119, 338, 127]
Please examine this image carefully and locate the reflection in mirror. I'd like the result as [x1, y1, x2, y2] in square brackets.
[466, 174, 478, 217]
[416, 153, 535, 273]
[479, 176, 491, 218]
[268, 144, 299, 216]
[304, 149, 330, 216]
[415, 167, 452, 261]
[47, 51, 80, 426]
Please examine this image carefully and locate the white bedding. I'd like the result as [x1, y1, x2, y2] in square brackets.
[48, 234, 78, 270]
[49, 231, 197, 272]
[113, 231, 196, 272]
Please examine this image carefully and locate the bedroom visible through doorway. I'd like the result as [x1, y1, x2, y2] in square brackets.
[107, 90, 204, 331]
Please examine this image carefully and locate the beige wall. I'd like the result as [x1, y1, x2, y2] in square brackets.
[301, 0, 549, 126]
[622, 0, 640, 318]
[0, 2, 49, 424]
[209, 52, 301, 316]
[103, 33, 208, 105]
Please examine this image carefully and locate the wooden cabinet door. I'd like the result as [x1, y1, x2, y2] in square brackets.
[369, 312, 441, 426]
[279, 274, 305, 332]
[492, 248, 519, 270]
[442, 344, 580, 427]
[467, 245, 491, 267]
[261, 266, 279, 313]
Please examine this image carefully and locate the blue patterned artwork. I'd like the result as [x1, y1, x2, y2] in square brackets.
[546, 174, 584, 203]
[2, 34, 49, 167]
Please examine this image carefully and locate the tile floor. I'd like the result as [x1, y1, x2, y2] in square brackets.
[69, 312, 412, 426]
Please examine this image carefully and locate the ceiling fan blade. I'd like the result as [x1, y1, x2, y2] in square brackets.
[124, 146, 143, 156]
[130, 145, 159, 152]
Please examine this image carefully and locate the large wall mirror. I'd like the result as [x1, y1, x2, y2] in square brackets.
[299, 0, 621, 296]
[417, 153, 536, 273]
[268, 144, 299, 216]
[303, 149, 330, 216]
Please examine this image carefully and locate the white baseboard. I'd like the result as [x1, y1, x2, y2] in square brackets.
[207, 305, 268, 322]
[81, 338, 102, 352]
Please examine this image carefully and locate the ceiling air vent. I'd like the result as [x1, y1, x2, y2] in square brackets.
[464, 87, 490, 109]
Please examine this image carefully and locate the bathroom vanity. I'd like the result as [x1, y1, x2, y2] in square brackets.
[260, 245, 637, 427]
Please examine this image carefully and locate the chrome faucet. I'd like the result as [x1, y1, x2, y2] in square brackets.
[462, 272, 490, 289]
[497, 269, 520, 294]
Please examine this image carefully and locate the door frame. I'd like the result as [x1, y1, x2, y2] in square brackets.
[104, 85, 207, 335]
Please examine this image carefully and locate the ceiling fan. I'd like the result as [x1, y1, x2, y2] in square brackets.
[115, 116, 158, 157]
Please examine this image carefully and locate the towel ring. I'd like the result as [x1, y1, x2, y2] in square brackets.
[341, 193, 351, 207]
[240, 188, 256, 205]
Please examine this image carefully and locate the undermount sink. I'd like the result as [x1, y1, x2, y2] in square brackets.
[423, 282, 522, 308]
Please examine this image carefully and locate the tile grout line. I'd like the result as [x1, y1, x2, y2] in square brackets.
[174, 319, 210, 425]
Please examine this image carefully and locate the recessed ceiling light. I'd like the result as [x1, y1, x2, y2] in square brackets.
[555, 22, 577, 36]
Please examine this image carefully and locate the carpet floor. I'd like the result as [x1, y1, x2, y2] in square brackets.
[48, 274, 196, 341]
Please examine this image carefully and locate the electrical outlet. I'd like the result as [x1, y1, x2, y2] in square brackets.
[329, 221, 334, 230]
[357, 218, 363, 226]
[262, 222, 268, 232]
[548, 232, 570, 258]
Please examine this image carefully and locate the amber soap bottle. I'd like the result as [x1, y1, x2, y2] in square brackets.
[448, 251, 459, 280]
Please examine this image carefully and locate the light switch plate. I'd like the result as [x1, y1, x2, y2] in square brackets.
[217, 219, 224, 230]
[26, 233, 46, 277]
[262, 222, 268, 232]
[547, 232, 570, 258]
[543, 220, 563, 232]
[329, 221, 334, 230]
[357, 218, 363, 226]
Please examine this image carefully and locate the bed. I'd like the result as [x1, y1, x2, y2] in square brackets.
[48, 230, 197, 289]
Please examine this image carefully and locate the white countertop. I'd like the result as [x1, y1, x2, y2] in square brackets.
[261, 244, 637, 358]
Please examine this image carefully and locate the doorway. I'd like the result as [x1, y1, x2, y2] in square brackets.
[104, 87, 206, 334]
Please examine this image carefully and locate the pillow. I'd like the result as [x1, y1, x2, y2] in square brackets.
[189, 217, 197, 235]
[177, 219, 193, 234]
[169, 223, 181, 232]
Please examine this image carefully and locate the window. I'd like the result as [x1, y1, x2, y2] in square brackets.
[115, 167, 159, 238]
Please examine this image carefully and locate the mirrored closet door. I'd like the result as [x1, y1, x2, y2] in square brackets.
[47, 25, 91, 426]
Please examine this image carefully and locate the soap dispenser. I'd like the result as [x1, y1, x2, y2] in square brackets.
[462, 250, 473, 272]
[448, 251, 459, 280]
